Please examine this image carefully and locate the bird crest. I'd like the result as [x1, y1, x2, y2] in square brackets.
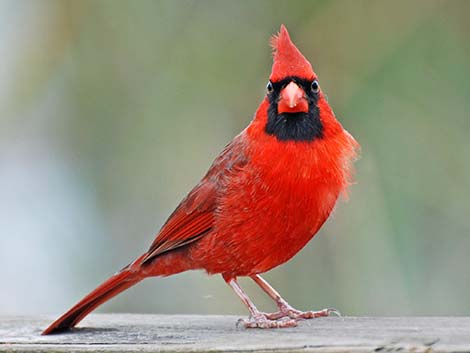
[270, 25, 315, 82]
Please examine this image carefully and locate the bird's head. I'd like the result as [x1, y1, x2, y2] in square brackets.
[260, 25, 333, 142]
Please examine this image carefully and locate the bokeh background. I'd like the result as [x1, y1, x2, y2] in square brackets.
[1, 0, 469, 317]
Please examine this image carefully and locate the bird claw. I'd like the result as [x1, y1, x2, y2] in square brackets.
[262, 307, 341, 321]
[292, 307, 341, 319]
[326, 308, 342, 317]
[238, 314, 298, 329]
[236, 308, 340, 329]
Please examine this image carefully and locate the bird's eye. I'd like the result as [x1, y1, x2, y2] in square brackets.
[311, 80, 320, 93]
[266, 81, 273, 93]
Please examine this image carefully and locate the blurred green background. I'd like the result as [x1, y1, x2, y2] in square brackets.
[1, 0, 469, 317]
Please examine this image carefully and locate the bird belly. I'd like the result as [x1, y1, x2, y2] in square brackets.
[189, 169, 340, 277]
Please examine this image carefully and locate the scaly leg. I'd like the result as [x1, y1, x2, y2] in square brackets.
[250, 274, 340, 320]
[224, 276, 297, 328]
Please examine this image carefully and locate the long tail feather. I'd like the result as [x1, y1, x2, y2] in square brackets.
[42, 268, 142, 335]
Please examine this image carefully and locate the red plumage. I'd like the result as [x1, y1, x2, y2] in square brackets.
[43, 24, 359, 334]
[270, 25, 315, 81]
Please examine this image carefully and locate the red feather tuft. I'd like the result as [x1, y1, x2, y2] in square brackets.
[270, 25, 315, 82]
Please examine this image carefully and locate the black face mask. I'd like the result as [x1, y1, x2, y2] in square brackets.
[265, 76, 323, 142]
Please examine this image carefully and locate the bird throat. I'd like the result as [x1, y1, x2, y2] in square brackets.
[265, 77, 323, 142]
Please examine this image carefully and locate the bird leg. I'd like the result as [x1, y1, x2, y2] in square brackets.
[250, 274, 340, 320]
[225, 277, 297, 328]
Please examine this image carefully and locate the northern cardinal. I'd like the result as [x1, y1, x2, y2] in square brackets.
[43, 25, 358, 334]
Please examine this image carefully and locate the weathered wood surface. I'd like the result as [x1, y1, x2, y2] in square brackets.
[1, 315, 470, 352]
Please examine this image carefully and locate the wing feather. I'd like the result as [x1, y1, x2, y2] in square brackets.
[142, 132, 248, 264]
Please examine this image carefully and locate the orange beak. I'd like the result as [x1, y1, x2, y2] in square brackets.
[277, 82, 309, 114]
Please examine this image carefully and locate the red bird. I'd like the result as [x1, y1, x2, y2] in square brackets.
[43, 25, 359, 334]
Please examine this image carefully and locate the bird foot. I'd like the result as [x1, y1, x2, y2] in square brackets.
[237, 314, 298, 329]
[263, 307, 341, 321]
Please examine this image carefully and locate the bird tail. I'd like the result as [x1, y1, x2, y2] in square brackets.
[42, 261, 144, 335]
